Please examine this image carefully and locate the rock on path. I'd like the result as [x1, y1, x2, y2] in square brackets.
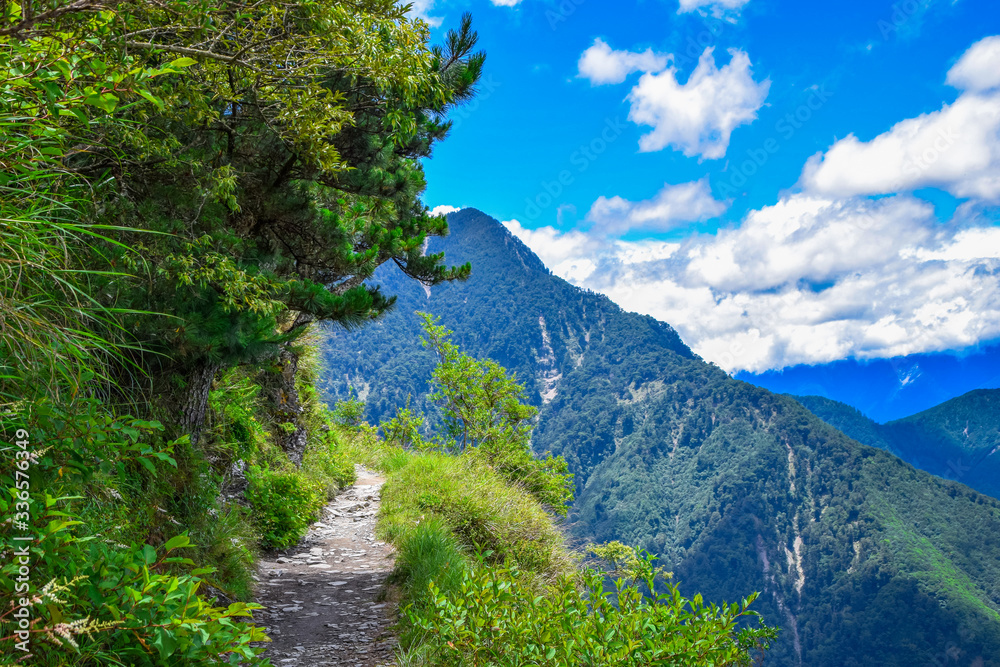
[253, 465, 397, 666]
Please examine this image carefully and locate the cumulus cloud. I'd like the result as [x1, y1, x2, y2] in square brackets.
[586, 178, 727, 234]
[945, 35, 1000, 92]
[801, 36, 1000, 201]
[577, 39, 670, 85]
[429, 204, 461, 217]
[626, 47, 770, 158]
[505, 196, 1000, 372]
[677, 0, 751, 18]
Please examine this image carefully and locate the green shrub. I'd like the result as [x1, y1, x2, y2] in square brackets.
[0, 407, 270, 664]
[419, 314, 574, 514]
[330, 398, 366, 428]
[245, 466, 324, 549]
[207, 371, 270, 463]
[408, 546, 776, 666]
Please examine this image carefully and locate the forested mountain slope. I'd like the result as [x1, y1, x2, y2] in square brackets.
[796, 391, 1000, 499]
[321, 208, 1000, 667]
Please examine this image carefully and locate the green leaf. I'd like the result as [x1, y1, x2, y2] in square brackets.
[168, 57, 198, 69]
[164, 534, 191, 551]
[136, 88, 165, 110]
[83, 91, 119, 112]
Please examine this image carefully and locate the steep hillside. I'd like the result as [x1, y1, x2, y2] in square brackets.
[320, 208, 1000, 667]
[796, 391, 1000, 499]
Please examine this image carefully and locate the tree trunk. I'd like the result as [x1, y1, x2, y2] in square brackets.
[259, 346, 309, 467]
[180, 362, 221, 448]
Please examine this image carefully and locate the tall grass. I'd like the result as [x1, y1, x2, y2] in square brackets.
[378, 451, 574, 578]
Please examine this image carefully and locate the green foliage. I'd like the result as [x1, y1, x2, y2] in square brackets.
[344, 430, 773, 667]
[245, 466, 325, 549]
[409, 548, 775, 667]
[0, 537, 269, 665]
[381, 402, 432, 451]
[330, 398, 367, 428]
[301, 428, 356, 498]
[391, 518, 469, 608]
[0, 0, 487, 663]
[418, 313, 574, 513]
[0, 410, 270, 664]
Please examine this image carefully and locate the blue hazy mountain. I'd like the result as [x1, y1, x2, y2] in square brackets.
[738, 347, 1000, 423]
[795, 390, 1000, 499]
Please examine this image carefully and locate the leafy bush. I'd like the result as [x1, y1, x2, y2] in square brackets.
[330, 399, 367, 428]
[301, 430, 356, 497]
[380, 404, 432, 451]
[408, 545, 776, 667]
[0, 410, 271, 665]
[244, 466, 325, 549]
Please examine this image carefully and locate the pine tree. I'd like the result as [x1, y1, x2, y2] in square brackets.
[34, 1, 488, 444]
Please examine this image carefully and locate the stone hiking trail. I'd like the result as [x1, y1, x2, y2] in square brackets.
[253, 465, 398, 666]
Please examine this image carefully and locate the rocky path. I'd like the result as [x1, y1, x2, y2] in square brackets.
[253, 466, 398, 666]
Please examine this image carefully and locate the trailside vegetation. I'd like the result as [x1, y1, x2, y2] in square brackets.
[0, 1, 483, 663]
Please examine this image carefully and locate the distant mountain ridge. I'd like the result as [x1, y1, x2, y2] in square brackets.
[320, 208, 1000, 667]
[795, 390, 1000, 499]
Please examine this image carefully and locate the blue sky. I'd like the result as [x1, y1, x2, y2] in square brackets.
[413, 0, 1000, 415]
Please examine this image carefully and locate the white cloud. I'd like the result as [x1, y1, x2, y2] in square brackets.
[505, 196, 1000, 372]
[677, 0, 751, 18]
[626, 47, 770, 159]
[577, 39, 670, 85]
[429, 204, 461, 217]
[490, 0, 523, 5]
[503, 219, 607, 283]
[586, 178, 727, 234]
[903, 225, 1000, 262]
[801, 36, 1000, 201]
[946, 35, 1000, 92]
[407, 0, 443, 27]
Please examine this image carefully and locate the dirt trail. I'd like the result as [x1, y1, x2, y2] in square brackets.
[253, 465, 398, 666]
